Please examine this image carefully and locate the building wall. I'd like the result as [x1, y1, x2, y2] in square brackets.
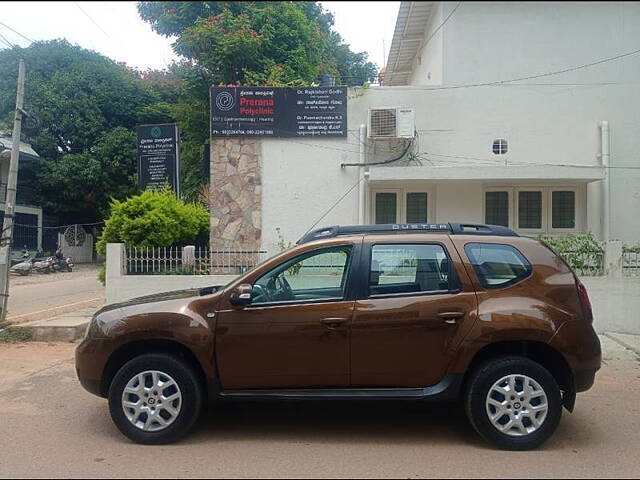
[254, 78, 640, 250]
[407, 1, 444, 86]
[260, 137, 361, 253]
[440, 0, 640, 242]
[213, 2, 640, 250]
[210, 138, 262, 250]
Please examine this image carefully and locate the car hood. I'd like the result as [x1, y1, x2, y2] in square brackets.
[95, 285, 225, 315]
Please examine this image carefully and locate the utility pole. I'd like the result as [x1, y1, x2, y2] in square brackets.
[0, 58, 25, 324]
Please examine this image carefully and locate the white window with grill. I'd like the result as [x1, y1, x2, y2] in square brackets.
[484, 186, 580, 233]
[484, 190, 510, 227]
[373, 190, 400, 224]
[550, 188, 577, 231]
[371, 188, 433, 224]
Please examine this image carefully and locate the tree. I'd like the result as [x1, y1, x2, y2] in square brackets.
[137, 1, 378, 86]
[96, 188, 209, 253]
[0, 40, 177, 223]
[38, 127, 139, 223]
[137, 1, 379, 201]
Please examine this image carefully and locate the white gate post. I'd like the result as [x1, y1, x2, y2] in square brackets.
[182, 245, 195, 272]
[603, 240, 623, 278]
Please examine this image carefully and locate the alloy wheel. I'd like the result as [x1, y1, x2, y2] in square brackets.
[121, 370, 182, 432]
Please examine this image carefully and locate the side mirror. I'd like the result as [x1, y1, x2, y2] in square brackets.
[229, 283, 253, 307]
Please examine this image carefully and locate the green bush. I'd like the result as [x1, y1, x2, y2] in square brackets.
[96, 189, 209, 254]
[0, 327, 32, 343]
[540, 233, 603, 255]
[97, 265, 106, 286]
[539, 233, 603, 273]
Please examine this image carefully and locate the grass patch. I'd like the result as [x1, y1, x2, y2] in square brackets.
[0, 327, 33, 343]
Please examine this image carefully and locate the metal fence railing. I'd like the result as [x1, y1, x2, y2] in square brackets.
[558, 250, 604, 277]
[125, 246, 267, 276]
[623, 249, 640, 277]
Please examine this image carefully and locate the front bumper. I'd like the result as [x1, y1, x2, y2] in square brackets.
[574, 367, 599, 393]
[75, 336, 111, 398]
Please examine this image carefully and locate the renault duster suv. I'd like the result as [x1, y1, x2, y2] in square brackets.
[76, 223, 600, 450]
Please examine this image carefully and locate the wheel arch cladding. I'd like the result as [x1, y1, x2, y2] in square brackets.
[461, 340, 574, 410]
[100, 339, 208, 398]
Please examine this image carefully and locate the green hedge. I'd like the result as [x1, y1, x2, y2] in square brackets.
[97, 189, 209, 254]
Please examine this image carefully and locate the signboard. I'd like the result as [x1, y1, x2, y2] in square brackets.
[210, 86, 347, 137]
[136, 123, 180, 194]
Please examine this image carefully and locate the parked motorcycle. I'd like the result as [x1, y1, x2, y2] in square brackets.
[10, 246, 31, 267]
[33, 257, 54, 274]
[10, 256, 33, 275]
[50, 249, 74, 273]
[9, 255, 54, 275]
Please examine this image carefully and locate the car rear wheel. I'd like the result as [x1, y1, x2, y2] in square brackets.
[464, 356, 562, 450]
[108, 353, 203, 444]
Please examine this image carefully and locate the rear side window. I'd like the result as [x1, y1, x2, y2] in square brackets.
[464, 243, 531, 289]
[369, 244, 455, 296]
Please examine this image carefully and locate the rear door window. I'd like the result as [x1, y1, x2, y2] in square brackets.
[369, 244, 455, 297]
[464, 243, 532, 289]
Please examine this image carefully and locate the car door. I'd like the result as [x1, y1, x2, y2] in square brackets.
[214, 243, 359, 390]
[350, 237, 478, 388]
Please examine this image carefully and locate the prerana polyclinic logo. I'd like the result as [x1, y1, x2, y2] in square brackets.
[150, 126, 162, 138]
[215, 91, 235, 111]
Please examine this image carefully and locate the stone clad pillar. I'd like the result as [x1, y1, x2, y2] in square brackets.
[209, 138, 262, 251]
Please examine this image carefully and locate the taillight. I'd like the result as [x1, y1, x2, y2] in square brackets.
[576, 282, 593, 325]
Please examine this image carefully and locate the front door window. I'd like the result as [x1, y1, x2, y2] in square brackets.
[252, 247, 351, 304]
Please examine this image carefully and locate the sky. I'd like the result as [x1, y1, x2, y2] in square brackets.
[0, 1, 400, 71]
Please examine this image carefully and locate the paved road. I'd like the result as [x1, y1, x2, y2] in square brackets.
[0, 336, 638, 479]
[6, 264, 104, 323]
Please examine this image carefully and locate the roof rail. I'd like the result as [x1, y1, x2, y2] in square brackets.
[296, 223, 518, 244]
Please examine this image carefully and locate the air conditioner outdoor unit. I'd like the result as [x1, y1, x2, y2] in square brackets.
[368, 107, 415, 139]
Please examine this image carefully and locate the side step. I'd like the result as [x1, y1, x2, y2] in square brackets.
[218, 374, 462, 401]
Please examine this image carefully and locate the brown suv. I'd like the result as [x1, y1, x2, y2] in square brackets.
[76, 223, 601, 450]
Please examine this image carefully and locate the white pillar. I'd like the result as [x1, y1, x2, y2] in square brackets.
[105, 243, 125, 304]
[600, 121, 610, 241]
[357, 124, 369, 225]
[603, 240, 623, 278]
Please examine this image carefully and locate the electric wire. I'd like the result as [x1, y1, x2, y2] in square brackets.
[396, 46, 640, 91]
[0, 32, 13, 48]
[73, 2, 111, 38]
[0, 21, 33, 43]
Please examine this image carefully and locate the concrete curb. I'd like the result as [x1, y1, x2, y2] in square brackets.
[15, 307, 97, 342]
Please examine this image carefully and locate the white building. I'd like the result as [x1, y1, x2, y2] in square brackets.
[210, 1, 640, 254]
[0, 135, 44, 252]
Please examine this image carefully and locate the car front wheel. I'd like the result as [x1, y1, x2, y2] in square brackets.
[108, 353, 203, 444]
[464, 356, 562, 450]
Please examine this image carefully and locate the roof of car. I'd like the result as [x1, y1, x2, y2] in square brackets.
[296, 223, 519, 245]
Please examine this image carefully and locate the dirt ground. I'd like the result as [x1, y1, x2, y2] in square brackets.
[0, 336, 638, 479]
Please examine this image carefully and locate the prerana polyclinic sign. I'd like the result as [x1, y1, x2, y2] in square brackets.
[210, 86, 347, 137]
[136, 123, 180, 194]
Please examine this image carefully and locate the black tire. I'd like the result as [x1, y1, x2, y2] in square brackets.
[108, 353, 203, 445]
[464, 356, 562, 450]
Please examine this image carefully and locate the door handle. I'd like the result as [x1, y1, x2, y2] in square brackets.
[437, 311, 465, 324]
[320, 317, 347, 330]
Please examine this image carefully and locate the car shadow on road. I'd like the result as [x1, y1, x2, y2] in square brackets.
[185, 400, 488, 449]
